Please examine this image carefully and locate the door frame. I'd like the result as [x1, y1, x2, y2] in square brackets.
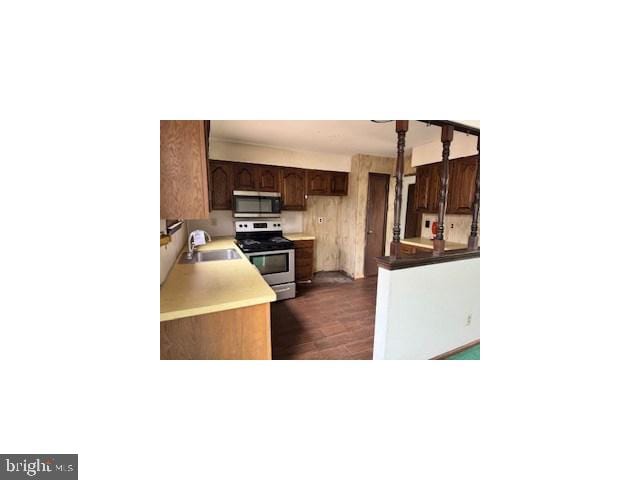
[399, 174, 416, 239]
[363, 172, 390, 277]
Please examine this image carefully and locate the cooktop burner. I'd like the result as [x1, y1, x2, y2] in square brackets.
[236, 236, 294, 253]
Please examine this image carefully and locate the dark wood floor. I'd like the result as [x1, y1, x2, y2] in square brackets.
[270, 276, 377, 360]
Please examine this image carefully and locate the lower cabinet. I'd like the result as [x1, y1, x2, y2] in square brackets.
[399, 243, 431, 255]
[293, 239, 314, 282]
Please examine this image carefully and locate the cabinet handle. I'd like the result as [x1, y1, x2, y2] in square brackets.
[367, 230, 373, 234]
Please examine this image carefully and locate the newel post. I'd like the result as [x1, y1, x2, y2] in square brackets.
[433, 124, 454, 254]
[390, 120, 409, 257]
[468, 135, 480, 250]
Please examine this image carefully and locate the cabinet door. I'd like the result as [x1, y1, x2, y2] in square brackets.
[160, 120, 209, 219]
[209, 161, 233, 210]
[293, 240, 314, 282]
[281, 168, 306, 210]
[306, 171, 330, 195]
[447, 155, 478, 214]
[426, 163, 442, 213]
[330, 172, 349, 195]
[415, 163, 441, 213]
[233, 163, 258, 191]
[257, 165, 281, 192]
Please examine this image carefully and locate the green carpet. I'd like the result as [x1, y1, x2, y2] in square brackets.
[447, 343, 480, 360]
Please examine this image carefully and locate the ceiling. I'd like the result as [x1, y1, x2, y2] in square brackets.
[211, 120, 479, 157]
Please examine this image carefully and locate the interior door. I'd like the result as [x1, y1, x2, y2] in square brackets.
[364, 173, 390, 277]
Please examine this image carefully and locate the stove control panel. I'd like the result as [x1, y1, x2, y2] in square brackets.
[235, 220, 282, 233]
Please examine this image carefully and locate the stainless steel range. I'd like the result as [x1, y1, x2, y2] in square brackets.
[235, 220, 296, 301]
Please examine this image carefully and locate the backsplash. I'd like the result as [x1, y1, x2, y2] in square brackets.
[186, 211, 303, 238]
[160, 220, 187, 284]
[419, 213, 480, 245]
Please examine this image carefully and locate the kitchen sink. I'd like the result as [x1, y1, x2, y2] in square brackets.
[179, 248, 241, 264]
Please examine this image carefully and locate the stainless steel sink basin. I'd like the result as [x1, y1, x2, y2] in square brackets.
[179, 248, 241, 264]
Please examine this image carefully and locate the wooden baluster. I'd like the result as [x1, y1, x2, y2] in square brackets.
[433, 124, 454, 254]
[468, 135, 480, 250]
[390, 120, 408, 257]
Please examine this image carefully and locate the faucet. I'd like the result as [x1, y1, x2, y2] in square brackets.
[187, 230, 212, 259]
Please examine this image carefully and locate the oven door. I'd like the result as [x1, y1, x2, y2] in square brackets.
[246, 249, 295, 286]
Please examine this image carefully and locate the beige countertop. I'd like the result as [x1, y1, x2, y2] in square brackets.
[400, 237, 468, 250]
[284, 232, 316, 241]
[160, 236, 276, 322]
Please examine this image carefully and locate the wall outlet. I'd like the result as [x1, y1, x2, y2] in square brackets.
[451, 223, 454, 228]
[466, 314, 472, 326]
[425, 220, 430, 228]
[318, 217, 324, 224]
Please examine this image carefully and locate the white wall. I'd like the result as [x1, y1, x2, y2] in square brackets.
[211, 140, 351, 172]
[373, 257, 480, 359]
[412, 131, 478, 167]
[160, 220, 188, 285]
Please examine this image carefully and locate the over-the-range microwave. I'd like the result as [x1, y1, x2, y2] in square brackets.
[233, 190, 281, 218]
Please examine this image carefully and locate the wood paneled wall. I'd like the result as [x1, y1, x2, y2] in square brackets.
[338, 154, 396, 279]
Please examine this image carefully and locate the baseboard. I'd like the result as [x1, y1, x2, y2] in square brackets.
[430, 339, 480, 360]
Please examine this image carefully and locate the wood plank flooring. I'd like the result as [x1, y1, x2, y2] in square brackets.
[270, 276, 377, 360]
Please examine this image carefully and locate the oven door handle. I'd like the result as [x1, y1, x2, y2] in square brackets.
[273, 286, 292, 293]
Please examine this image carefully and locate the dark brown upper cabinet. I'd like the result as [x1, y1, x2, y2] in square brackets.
[281, 168, 306, 210]
[415, 162, 441, 213]
[210, 160, 347, 210]
[257, 165, 281, 192]
[306, 170, 349, 196]
[233, 163, 258, 191]
[330, 172, 349, 195]
[209, 160, 233, 210]
[447, 155, 478, 214]
[307, 170, 330, 195]
[415, 155, 479, 214]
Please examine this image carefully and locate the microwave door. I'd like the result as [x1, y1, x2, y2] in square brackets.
[234, 195, 262, 217]
[259, 197, 280, 217]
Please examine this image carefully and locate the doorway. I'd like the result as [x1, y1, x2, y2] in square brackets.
[403, 183, 421, 239]
[364, 173, 390, 277]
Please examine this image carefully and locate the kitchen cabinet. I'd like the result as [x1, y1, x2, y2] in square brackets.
[257, 165, 281, 192]
[415, 162, 441, 213]
[160, 120, 210, 219]
[209, 160, 348, 209]
[330, 172, 349, 195]
[399, 243, 431, 255]
[307, 170, 330, 195]
[233, 163, 258, 191]
[307, 170, 349, 196]
[281, 168, 306, 210]
[293, 239, 314, 282]
[447, 155, 479, 214]
[414, 155, 478, 214]
[233, 163, 282, 193]
[209, 160, 233, 210]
